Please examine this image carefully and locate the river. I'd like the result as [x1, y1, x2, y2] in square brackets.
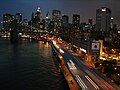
[0, 38, 69, 90]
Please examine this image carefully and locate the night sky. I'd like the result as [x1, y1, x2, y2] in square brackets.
[0, 0, 120, 28]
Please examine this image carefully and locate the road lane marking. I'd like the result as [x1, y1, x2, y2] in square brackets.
[85, 75, 99, 89]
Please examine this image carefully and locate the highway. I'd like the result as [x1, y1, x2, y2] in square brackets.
[63, 53, 100, 90]
[51, 39, 120, 90]
[63, 49, 120, 90]
[52, 43, 99, 90]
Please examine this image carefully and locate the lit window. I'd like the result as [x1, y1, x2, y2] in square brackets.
[101, 8, 106, 12]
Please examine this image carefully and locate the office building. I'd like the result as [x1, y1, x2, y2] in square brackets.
[34, 7, 42, 21]
[88, 19, 93, 26]
[45, 12, 51, 30]
[3, 13, 14, 30]
[46, 12, 51, 20]
[96, 7, 111, 32]
[52, 10, 62, 27]
[31, 7, 43, 31]
[110, 17, 114, 29]
[72, 14, 80, 26]
[15, 13, 22, 23]
[10, 19, 19, 43]
[62, 15, 69, 24]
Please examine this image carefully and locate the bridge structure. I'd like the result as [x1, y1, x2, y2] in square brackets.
[50, 39, 120, 90]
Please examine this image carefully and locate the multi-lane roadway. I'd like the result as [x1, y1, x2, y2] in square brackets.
[52, 39, 120, 90]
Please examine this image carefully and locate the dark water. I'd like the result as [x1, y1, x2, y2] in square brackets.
[0, 39, 69, 90]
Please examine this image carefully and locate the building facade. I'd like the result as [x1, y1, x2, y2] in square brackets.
[96, 7, 111, 32]
[52, 10, 62, 27]
[62, 15, 69, 24]
[72, 14, 80, 28]
[3, 13, 14, 31]
[15, 13, 22, 23]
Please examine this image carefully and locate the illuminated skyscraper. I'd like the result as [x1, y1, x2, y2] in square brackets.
[45, 12, 51, 30]
[34, 7, 42, 21]
[52, 10, 62, 27]
[110, 17, 114, 29]
[88, 18, 93, 30]
[46, 12, 51, 20]
[72, 14, 80, 26]
[96, 7, 111, 32]
[3, 13, 14, 30]
[31, 7, 43, 31]
[52, 10, 61, 20]
[72, 14, 80, 39]
[10, 19, 19, 43]
[15, 13, 22, 23]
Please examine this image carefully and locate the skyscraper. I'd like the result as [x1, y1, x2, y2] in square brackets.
[61, 15, 70, 41]
[46, 12, 51, 20]
[15, 13, 22, 23]
[96, 7, 111, 32]
[3, 13, 14, 31]
[34, 7, 42, 22]
[10, 19, 19, 43]
[88, 18, 93, 30]
[88, 18, 93, 26]
[52, 10, 62, 27]
[72, 14, 80, 39]
[72, 14, 80, 26]
[62, 15, 69, 24]
[45, 12, 51, 30]
[52, 10, 61, 20]
[31, 7, 43, 31]
[110, 17, 114, 29]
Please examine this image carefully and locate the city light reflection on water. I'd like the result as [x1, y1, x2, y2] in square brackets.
[0, 39, 69, 90]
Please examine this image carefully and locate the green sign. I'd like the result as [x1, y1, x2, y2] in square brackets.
[92, 51, 100, 56]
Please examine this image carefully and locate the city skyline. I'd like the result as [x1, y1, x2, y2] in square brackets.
[0, 0, 120, 28]
[0, 1, 120, 89]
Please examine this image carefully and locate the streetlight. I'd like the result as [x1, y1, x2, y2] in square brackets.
[114, 67, 117, 70]
[100, 64, 102, 66]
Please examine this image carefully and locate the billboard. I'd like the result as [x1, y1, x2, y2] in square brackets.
[91, 42, 100, 57]
[91, 43, 100, 50]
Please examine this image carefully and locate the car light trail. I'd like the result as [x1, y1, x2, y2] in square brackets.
[59, 48, 64, 54]
[67, 62, 76, 69]
[75, 75, 87, 89]
[85, 75, 99, 89]
[69, 60, 75, 66]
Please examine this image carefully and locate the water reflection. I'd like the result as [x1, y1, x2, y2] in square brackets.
[0, 39, 69, 90]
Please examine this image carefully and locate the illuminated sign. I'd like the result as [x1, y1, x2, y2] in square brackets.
[91, 43, 100, 50]
[92, 51, 99, 56]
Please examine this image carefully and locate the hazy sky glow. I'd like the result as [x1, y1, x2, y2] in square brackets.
[0, 0, 120, 28]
